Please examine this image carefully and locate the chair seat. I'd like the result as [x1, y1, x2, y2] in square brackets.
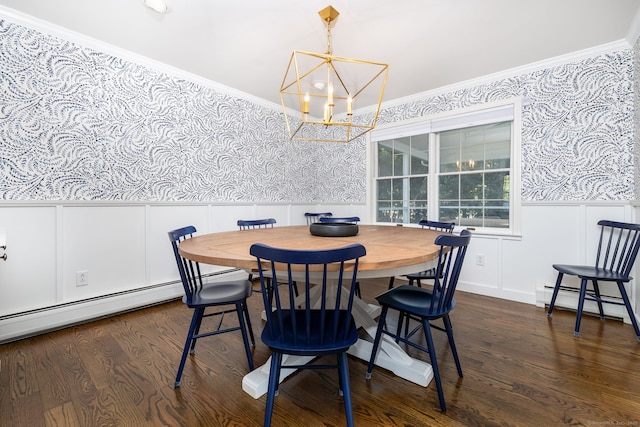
[183, 280, 252, 307]
[376, 285, 456, 318]
[261, 310, 358, 355]
[405, 268, 437, 280]
[553, 264, 631, 282]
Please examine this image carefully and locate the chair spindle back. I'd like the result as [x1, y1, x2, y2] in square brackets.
[250, 243, 366, 348]
[595, 220, 640, 278]
[168, 226, 203, 303]
[429, 229, 471, 314]
[237, 218, 277, 230]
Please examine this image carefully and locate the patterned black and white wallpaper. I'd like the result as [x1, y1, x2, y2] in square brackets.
[634, 36, 640, 200]
[377, 52, 635, 201]
[0, 17, 636, 203]
[0, 19, 366, 203]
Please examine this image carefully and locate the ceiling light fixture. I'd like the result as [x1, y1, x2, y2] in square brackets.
[280, 5, 389, 143]
[144, 0, 168, 14]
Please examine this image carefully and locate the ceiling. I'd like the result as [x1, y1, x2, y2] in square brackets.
[1, 0, 639, 108]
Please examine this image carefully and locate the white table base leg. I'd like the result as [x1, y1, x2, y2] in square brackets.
[347, 327, 433, 387]
[242, 354, 316, 399]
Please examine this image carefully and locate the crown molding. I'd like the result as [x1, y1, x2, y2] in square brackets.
[0, 5, 633, 115]
[383, 39, 632, 109]
[627, 5, 640, 46]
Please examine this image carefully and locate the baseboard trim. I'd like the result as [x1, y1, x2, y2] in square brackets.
[0, 269, 248, 344]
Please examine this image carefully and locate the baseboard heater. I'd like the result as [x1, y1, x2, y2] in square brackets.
[0, 268, 247, 344]
[537, 283, 625, 321]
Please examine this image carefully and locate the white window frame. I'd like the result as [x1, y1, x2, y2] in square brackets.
[368, 98, 522, 236]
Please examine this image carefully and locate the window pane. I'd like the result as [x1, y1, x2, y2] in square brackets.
[460, 128, 483, 172]
[439, 131, 460, 173]
[392, 178, 406, 200]
[377, 201, 392, 222]
[378, 141, 393, 177]
[410, 134, 429, 175]
[393, 137, 410, 176]
[485, 171, 510, 200]
[486, 200, 509, 221]
[391, 200, 405, 223]
[485, 122, 511, 169]
[460, 173, 484, 200]
[439, 200, 459, 223]
[377, 179, 391, 200]
[410, 207, 427, 223]
[439, 175, 459, 200]
[409, 176, 427, 200]
[460, 209, 484, 227]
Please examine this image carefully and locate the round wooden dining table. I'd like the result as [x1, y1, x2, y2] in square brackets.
[178, 224, 442, 278]
[178, 224, 444, 398]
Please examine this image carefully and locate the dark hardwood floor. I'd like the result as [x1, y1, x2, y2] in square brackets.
[2, 278, 640, 426]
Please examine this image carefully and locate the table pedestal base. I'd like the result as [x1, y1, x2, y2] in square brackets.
[242, 354, 315, 398]
[242, 278, 434, 399]
[242, 318, 434, 399]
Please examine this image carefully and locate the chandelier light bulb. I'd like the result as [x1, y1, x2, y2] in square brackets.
[145, 0, 168, 14]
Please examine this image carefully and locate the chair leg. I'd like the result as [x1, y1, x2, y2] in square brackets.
[264, 352, 282, 427]
[175, 307, 203, 387]
[366, 306, 389, 379]
[242, 301, 255, 346]
[388, 276, 395, 289]
[337, 354, 345, 396]
[292, 281, 299, 297]
[547, 272, 564, 316]
[443, 314, 463, 377]
[574, 279, 588, 337]
[338, 352, 355, 427]
[266, 278, 274, 306]
[423, 318, 446, 412]
[236, 303, 254, 371]
[395, 310, 405, 343]
[189, 308, 205, 353]
[403, 312, 411, 338]
[591, 280, 605, 319]
[616, 281, 640, 340]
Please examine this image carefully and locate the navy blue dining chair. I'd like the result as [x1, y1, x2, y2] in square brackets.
[237, 218, 277, 229]
[366, 229, 471, 412]
[304, 212, 333, 225]
[168, 226, 255, 387]
[250, 242, 367, 427]
[388, 220, 455, 290]
[238, 217, 297, 301]
[319, 216, 360, 223]
[317, 216, 363, 297]
[547, 219, 640, 340]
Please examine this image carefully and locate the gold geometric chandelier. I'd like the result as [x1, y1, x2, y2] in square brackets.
[280, 6, 389, 143]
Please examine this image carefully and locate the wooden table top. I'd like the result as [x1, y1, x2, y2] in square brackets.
[178, 225, 442, 277]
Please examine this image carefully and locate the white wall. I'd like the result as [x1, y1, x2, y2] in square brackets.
[0, 202, 368, 342]
[1, 201, 638, 342]
[458, 202, 639, 327]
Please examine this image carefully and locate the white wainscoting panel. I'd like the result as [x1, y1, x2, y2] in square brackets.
[0, 206, 57, 316]
[1, 201, 639, 342]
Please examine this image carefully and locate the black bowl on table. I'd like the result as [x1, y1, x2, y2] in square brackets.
[309, 222, 359, 237]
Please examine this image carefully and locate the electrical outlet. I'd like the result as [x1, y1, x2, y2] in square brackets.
[76, 270, 89, 287]
[476, 255, 485, 266]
